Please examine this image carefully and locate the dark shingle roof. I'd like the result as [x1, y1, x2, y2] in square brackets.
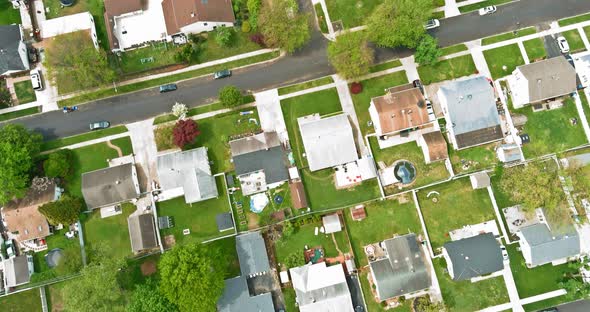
[217, 276, 274, 312]
[233, 145, 289, 184]
[128, 214, 158, 253]
[0, 25, 27, 75]
[236, 232, 270, 276]
[81, 163, 139, 209]
[216, 212, 234, 232]
[443, 233, 503, 281]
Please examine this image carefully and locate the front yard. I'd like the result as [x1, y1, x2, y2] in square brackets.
[561, 29, 587, 53]
[13, 80, 36, 104]
[325, 0, 383, 29]
[81, 203, 135, 261]
[523, 38, 547, 61]
[417, 55, 477, 85]
[483, 44, 525, 80]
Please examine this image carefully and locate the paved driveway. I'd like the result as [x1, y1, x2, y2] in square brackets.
[544, 34, 563, 58]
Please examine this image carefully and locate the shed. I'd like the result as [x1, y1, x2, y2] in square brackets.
[322, 214, 342, 234]
[351, 205, 366, 221]
[289, 181, 308, 209]
[216, 212, 234, 232]
[470, 172, 491, 189]
[128, 214, 158, 253]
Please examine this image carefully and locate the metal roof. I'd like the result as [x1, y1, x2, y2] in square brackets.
[236, 232, 270, 277]
[519, 223, 580, 267]
[443, 233, 503, 281]
[81, 163, 139, 209]
[217, 276, 274, 312]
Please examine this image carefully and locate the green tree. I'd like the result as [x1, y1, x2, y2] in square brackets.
[219, 85, 243, 108]
[39, 195, 83, 225]
[0, 124, 42, 204]
[215, 27, 234, 47]
[128, 278, 178, 312]
[43, 149, 74, 180]
[247, 0, 262, 30]
[414, 35, 442, 65]
[159, 243, 227, 312]
[327, 32, 374, 80]
[55, 248, 83, 275]
[259, 0, 311, 53]
[414, 296, 448, 312]
[283, 251, 305, 268]
[560, 278, 590, 299]
[367, 0, 433, 48]
[174, 43, 200, 63]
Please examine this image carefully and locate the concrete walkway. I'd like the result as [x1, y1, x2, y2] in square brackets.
[127, 119, 159, 192]
[486, 186, 512, 244]
[401, 56, 420, 82]
[443, 0, 461, 18]
[469, 44, 493, 79]
[311, 0, 336, 39]
[580, 27, 590, 51]
[517, 41, 530, 64]
[501, 264, 524, 312]
[40, 286, 48, 312]
[334, 75, 369, 156]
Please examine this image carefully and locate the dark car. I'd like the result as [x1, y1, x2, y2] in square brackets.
[413, 79, 424, 94]
[159, 83, 177, 93]
[214, 69, 232, 79]
[89, 121, 110, 131]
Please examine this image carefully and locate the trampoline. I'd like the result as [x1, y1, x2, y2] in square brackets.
[45, 248, 64, 268]
[274, 195, 284, 204]
[60, 0, 75, 6]
[393, 160, 417, 185]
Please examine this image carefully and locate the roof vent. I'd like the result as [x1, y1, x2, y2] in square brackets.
[465, 256, 469, 260]
[116, 180, 121, 185]
[467, 94, 472, 100]
[417, 100, 425, 108]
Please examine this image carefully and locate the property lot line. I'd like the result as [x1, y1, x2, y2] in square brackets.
[487, 186, 512, 244]
[412, 190, 438, 259]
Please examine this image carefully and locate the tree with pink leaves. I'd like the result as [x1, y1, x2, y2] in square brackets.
[173, 119, 200, 149]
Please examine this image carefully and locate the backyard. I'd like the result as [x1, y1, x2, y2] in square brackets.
[81, 203, 135, 261]
[325, 0, 383, 29]
[483, 44, 525, 80]
[30, 227, 82, 282]
[13, 80, 36, 104]
[0, 1, 21, 25]
[448, 141, 498, 174]
[0, 289, 41, 312]
[231, 182, 294, 231]
[417, 55, 477, 85]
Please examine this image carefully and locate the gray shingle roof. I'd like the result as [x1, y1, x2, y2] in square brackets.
[217, 276, 274, 312]
[369, 234, 430, 300]
[517, 56, 577, 103]
[231, 133, 289, 184]
[0, 25, 28, 75]
[3, 255, 31, 287]
[216, 212, 234, 232]
[236, 232, 270, 276]
[81, 163, 139, 209]
[443, 233, 503, 281]
[127, 214, 158, 253]
[519, 223, 580, 267]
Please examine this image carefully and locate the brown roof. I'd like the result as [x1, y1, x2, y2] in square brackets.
[161, 0, 236, 35]
[422, 131, 448, 162]
[371, 87, 430, 134]
[455, 125, 503, 149]
[104, 0, 143, 16]
[289, 181, 308, 209]
[351, 205, 366, 221]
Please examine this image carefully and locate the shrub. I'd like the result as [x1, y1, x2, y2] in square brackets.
[215, 27, 234, 47]
[44, 149, 74, 180]
[241, 21, 251, 33]
[283, 251, 305, 268]
[172, 102, 188, 119]
[350, 82, 363, 94]
[173, 119, 201, 149]
[249, 33, 266, 47]
[155, 124, 175, 150]
[219, 85, 243, 108]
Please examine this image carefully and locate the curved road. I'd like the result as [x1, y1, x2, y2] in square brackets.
[9, 0, 590, 139]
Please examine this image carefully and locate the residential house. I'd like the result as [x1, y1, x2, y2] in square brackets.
[369, 234, 431, 301]
[2, 255, 34, 288]
[417, 130, 449, 164]
[81, 162, 141, 210]
[127, 213, 158, 254]
[508, 56, 577, 108]
[161, 0, 235, 36]
[0, 25, 29, 77]
[156, 147, 218, 204]
[218, 276, 274, 312]
[236, 231, 270, 278]
[40, 12, 99, 50]
[298, 113, 359, 172]
[290, 262, 355, 312]
[442, 233, 503, 281]
[516, 223, 580, 268]
[229, 132, 289, 196]
[438, 76, 504, 150]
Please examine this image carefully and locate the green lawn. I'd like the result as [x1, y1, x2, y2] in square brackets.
[483, 44, 525, 80]
[280, 88, 344, 167]
[30, 227, 82, 282]
[523, 38, 547, 61]
[41, 126, 129, 151]
[232, 182, 293, 230]
[449, 141, 498, 174]
[350, 71, 408, 136]
[369, 137, 449, 195]
[278, 76, 334, 96]
[113, 42, 179, 75]
[13, 80, 36, 104]
[561, 29, 587, 53]
[81, 203, 135, 261]
[153, 95, 254, 125]
[0, 106, 40, 122]
[0, 289, 41, 312]
[325, 0, 383, 29]
[369, 59, 403, 73]
[0, 1, 21, 25]
[513, 98, 587, 158]
[459, 0, 513, 13]
[314, 3, 329, 34]
[283, 287, 298, 312]
[481, 27, 536, 45]
[417, 55, 477, 85]
[433, 257, 510, 311]
[585, 26, 590, 43]
[580, 91, 590, 127]
[559, 12, 590, 26]
[417, 178, 496, 251]
[440, 44, 469, 57]
[158, 176, 232, 245]
[344, 196, 422, 267]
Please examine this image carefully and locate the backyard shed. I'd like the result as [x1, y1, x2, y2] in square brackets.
[127, 213, 158, 253]
[351, 205, 366, 221]
[470, 172, 491, 189]
[322, 214, 342, 234]
[216, 212, 234, 232]
[289, 180, 308, 209]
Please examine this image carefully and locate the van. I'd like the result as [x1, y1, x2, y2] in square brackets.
[30, 69, 44, 91]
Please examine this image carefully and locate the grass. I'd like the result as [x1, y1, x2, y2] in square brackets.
[81, 203, 135, 261]
[417, 55, 477, 85]
[278, 76, 334, 96]
[282, 287, 298, 312]
[152, 95, 254, 125]
[449, 141, 498, 174]
[369, 137, 449, 195]
[314, 3, 329, 33]
[559, 12, 590, 26]
[580, 91, 590, 125]
[280, 88, 343, 167]
[112, 42, 179, 75]
[30, 227, 82, 282]
[490, 173, 519, 209]
[459, 0, 514, 13]
[440, 44, 468, 57]
[561, 29, 587, 53]
[586, 26, 590, 43]
[0, 106, 40, 122]
[41, 126, 129, 151]
[274, 222, 346, 265]
[344, 195, 422, 267]
[13, 80, 37, 104]
[481, 27, 536, 45]
[368, 59, 403, 73]
[0, 289, 41, 312]
[0, 1, 21, 25]
[158, 176, 231, 245]
[483, 44, 525, 80]
[325, 0, 383, 29]
[233, 182, 293, 230]
[351, 71, 409, 136]
[523, 38, 547, 61]
[59, 51, 280, 107]
[417, 178, 496, 251]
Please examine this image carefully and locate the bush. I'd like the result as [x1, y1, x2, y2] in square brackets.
[219, 85, 243, 108]
[350, 82, 363, 94]
[155, 124, 175, 150]
[173, 119, 201, 149]
[241, 21, 251, 33]
[283, 251, 305, 268]
[44, 149, 74, 180]
[215, 27, 234, 47]
[247, 0, 261, 29]
[249, 33, 266, 47]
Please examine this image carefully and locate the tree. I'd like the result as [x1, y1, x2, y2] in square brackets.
[247, 0, 262, 30]
[215, 27, 234, 47]
[560, 278, 590, 299]
[0, 80, 12, 108]
[0, 124, 42, 204]
[171, 102, 188, 119]
[414, 296, 447, 312]
[367, 0, 433, 48]
[258, 0, 311, 53]
[172, 119, 200, 149]
[44, 31, 115, 91]
[159, 243, 227, 312]
[283, 251, 305, 268]
[55, 247, 83, 275]
[174, 43, 200, 63]
[327, 32, 374, 80]
[38, 195, 83, 225]
[128, 278, 178, 312]
[414, 35, 442, 65]
[219, 85, 243, 108]
[43, 149, 74, 180]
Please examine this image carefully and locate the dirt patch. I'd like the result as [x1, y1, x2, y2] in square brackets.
[141, 260, 157, 276]
[106, 140, 123, 157]
[247, 213, 260, 230]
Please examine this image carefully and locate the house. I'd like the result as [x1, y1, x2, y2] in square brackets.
[161, 0, 236, 36]
[438, 76, 504, 150]
[236, 232, 270, 278]
[298, 114, 359, 172]
[508, 56, 577, 108]
[322, 214, 342, 234]
[470, 171, 490, 189]
[417, 131, 449, 164]
[0, 25, 30, 76]
[368, 86, 432, 136]
[442, 233, 503, 281]
[290, 262, 355, 312]
[2, 178, 62, 244]
[40, 12, 99, 50]
[2, 255, 34, 288]
[81, 162, 141, 210]
[218, 276, 274, 312]
[127, 213, 158, 254]
[516, 223, 580, 268]
[156, 147, 218, 204]
[230, 132, 289, 196]
[369, 234, 431, 301]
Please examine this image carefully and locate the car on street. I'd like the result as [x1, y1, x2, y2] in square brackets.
[214, 69, 232, 79]
[557, 36, 570, 54]
[89, 121, 111, 131]
[501, 246, 509, 262]
[159, 83, 177, 93]
[478, 6, 497, 16]
[30, 69, 44, 91]
[424, 19, 440, 30]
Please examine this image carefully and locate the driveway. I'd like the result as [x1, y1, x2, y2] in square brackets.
[544, 34, 563, 58]
[556, 299, 590, 312]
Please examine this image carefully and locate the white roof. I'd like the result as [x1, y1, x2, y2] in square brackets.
[322, 214, 342, 234]
[298, 114, 359, 171]
[41, 12, 95, 38]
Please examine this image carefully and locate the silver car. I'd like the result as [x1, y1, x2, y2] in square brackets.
[89, 121, 111, 131]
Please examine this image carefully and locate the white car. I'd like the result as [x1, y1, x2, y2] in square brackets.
[30, 69, 44, 91]
[424, 19, 440, 30]
[478, 6, 497, 16]
[501, 246, 509, 262]
[557, 36, 570, 54]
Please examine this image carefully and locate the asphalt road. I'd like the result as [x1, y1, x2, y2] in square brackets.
[9, 0, 590, 140]
[554, 299, 590, 312]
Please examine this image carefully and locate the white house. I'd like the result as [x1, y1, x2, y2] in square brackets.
[516, 222, 580, 268]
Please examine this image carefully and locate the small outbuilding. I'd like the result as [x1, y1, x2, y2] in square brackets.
[127, 214, 158, 254]
[470, 171, 491, 189]
[322, 214, 342, 234]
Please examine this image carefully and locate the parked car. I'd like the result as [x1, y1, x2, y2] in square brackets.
[159, 83, 177, 93]
[424, 19, 440, 30]
[501, 246, 509, 262]
[413, 79, 424, 94]
[89, 121, 110, 131]
[214, 69, 232, 79]
[30, 69, 44, 91]
[478, 6, 497, 16]
[426, 100, 435, 120]
[565, 54, 575, 68]
[557, 36, 570, 54]
[5, 239, 15, 258]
